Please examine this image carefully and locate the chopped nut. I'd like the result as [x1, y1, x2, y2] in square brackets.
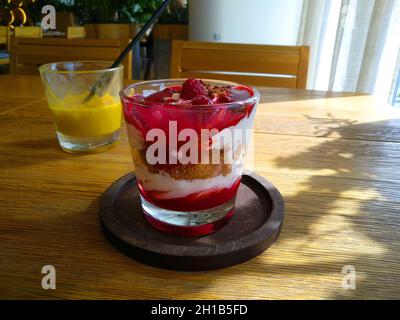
[172, 92, 180, 100]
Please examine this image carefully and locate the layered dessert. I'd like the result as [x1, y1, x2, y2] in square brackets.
[49, 93, 121, 138]
[121, 78, 258, 234]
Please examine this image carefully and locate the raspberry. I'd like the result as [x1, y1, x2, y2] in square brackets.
[180, 78, 208, 100]
[192, 95, 212, 105]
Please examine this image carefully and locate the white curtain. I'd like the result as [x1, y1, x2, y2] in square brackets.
[298, 0, 400, 102]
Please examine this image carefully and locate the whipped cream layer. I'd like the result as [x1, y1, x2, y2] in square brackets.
[135, 162, 243, 199]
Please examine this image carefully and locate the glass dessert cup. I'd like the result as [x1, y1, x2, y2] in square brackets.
[39, 61, 123, 153]
[120, 79, 260, 236]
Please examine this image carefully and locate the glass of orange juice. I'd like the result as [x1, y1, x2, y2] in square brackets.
[39, 61, 123, 153]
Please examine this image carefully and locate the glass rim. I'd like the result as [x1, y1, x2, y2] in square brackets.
[120, 78, 260, 109]
[38, 61, 124, 74]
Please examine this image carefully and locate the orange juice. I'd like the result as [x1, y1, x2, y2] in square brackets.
[49, 93, 121, 137]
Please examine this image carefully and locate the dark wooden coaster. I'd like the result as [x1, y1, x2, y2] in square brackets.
[100, 172, 285, 271]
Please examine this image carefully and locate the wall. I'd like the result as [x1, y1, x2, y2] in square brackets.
[189, 0, 303, 45]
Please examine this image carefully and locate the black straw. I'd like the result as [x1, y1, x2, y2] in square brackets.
[110, 0, 172, 69]
[83, 0, 171, 103]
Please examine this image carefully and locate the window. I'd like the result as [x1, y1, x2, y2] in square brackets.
[393, 72, 400, 106]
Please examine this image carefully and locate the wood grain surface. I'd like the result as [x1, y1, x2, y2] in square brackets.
[0, 75, 399, 299]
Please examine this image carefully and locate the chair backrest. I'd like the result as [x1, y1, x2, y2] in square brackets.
[14, 26, 42, 38]
[56, 12, 76, 33]
[170, 40, 310, 89]
[9, 37, 132, 79]
[0, 27, 8, 45]
[67, 26, 86, 39]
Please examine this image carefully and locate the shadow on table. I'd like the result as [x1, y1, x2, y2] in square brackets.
[0, 138, 66, 170]
[12, 137, 60, 151]
[247, 116, 400, 299]
[1, 137, 89, 169]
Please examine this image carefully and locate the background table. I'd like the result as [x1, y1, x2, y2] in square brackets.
[0, 75, 399, 299]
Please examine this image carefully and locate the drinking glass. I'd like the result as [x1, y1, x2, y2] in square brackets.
[120, 79, 260, 236]
[39, 61, 123, 153]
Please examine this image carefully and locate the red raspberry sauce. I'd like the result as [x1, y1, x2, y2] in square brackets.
[138, 178, 241, 211]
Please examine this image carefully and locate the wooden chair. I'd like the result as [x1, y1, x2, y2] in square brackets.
[67, 26, 86, 39]
[0, 27, 8, 45]
[170, 40, 310, 89]
[14, 26, 43, 38]
[9, 37, 132, 79]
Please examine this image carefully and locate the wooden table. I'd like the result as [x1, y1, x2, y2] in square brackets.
[1, 75, 399, 299]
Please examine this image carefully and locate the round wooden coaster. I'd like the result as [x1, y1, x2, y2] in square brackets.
[100, 172, 285, 271]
